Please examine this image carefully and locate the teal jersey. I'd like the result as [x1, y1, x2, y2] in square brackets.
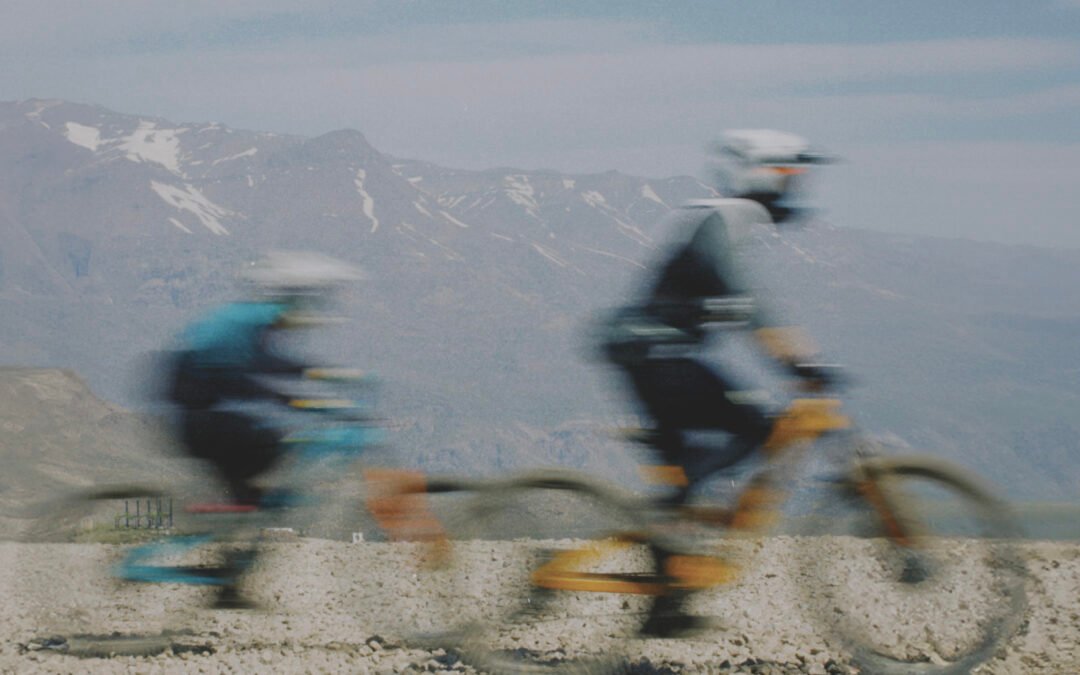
[182, 302, 289, 369]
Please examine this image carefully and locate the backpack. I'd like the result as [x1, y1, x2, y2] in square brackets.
[163, 302, 288, 408]
[162, 348, 219, 408]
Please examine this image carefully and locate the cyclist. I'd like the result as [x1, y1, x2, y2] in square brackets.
[597, 129, 835, 637]
[162, 250, 361, 606]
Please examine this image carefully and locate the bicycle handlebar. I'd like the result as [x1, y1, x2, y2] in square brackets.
[791, 363, 851, 393]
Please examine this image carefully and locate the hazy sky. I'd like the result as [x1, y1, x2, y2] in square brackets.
[4, 1, 1080, 247]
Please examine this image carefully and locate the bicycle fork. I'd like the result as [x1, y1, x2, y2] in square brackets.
[849, 465, 932, 585]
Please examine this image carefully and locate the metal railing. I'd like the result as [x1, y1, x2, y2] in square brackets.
[115, 497, 173, 530]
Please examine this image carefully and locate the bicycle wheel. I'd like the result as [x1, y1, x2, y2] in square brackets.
[434, 471, 655, 675]
[793, 456, 1027, 675]
[14, 486, 230, 658]
[362, 475, 490, 643]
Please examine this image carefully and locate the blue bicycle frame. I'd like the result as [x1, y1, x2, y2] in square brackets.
[116, 391, 383, 586]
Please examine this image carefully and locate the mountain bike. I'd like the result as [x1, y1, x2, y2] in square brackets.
[398, 380, 1027, 675]
[15, 374, 386, 658]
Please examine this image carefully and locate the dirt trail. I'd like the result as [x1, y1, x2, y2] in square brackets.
[1, 539, 1076, 674]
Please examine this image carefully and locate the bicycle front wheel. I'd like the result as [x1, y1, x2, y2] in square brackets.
[435, 471, 655, 675]
[793, 456, 1027, 675]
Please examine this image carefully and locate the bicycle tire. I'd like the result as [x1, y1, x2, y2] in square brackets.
[14, 485, 233, 658]
[792, 455, 1027, 675]
[432, 470, 654, 675]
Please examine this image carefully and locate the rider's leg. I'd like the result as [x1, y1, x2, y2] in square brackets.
[208, 413, 287, 607]
[179, 408, 280, 503]
[626, 357, 771, 497]
[625, 357, 772, 636]
[180, 411, 284, 606]
[192, 411, 284, 505]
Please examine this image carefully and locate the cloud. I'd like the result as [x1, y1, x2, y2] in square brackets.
[4, 8, 1080, 246]
[822, 140, 1080, 247]
[8, 23, 1080, 177]
[0, 1, 351, 55]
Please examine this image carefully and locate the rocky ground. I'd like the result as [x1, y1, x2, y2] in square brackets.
[0, 537, 1076, 674]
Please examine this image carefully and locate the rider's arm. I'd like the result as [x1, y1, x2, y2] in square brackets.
[252, 325, 308, 376]
[753, 325, 819, 368]
[256, 350, 306, 376]
[688, 209, 823, 372]
[230, 370, 295, 404]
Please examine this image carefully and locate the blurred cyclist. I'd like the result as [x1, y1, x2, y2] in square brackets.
[162, 251, 361, 606]
[167, 251, 362, 504]
[597, 130, 835, 637]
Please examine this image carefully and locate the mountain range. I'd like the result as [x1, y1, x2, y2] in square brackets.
[0, 98, 1077, 503]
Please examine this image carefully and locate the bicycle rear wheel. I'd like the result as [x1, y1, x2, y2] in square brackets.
[793, 456, 1026, 675]
[14, 486, 231, 658]
[434, 472, 654, 675]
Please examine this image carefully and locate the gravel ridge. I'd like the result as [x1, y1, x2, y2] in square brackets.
[1, 539, 1076, 674]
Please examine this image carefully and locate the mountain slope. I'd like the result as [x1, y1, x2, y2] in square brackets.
[0, 368, 184, 536]
[0, 99, 1078, 502]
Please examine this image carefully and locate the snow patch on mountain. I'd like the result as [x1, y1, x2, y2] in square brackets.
[24, 100, 60, 127]
[63, 122, 102, 152]
[440, 210, 470, 229]
[575, 245, 647, 269]
[414, 201, 433, 218]
[432, 240, 463, 261]
[168, 217, 193, 234]
[211, 148, 257, 165]
[504, 174, 539, 215]
[785, 241, 820, 265]
[581, 190, 607, 208]
[562, 178, 576, 190]
[120, 122, 185, 176]
[354, 169, 379, 233]
[529, 241, 568, 268]
[437, 194, 468, 209]
[150, 181, 231, 235]
[610, 215, 653, 246]
[579, 190, 652, 245]
[641, 184, 667, 207]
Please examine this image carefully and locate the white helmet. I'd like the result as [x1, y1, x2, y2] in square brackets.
[240, 251, 363, 323]
[708, 129, 833, 222]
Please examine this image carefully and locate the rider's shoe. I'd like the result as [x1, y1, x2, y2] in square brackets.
[640, 593, 707, 639]
[640, 610, 708, 639]
[258, 487, 298, 509]
[211, 584, 258, 610]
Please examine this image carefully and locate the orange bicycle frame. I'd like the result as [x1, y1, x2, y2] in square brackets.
[531, 398, 853, 595]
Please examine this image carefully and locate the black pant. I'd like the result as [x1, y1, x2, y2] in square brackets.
[179, 410, 284, 504]
[621, 357, 772, 496]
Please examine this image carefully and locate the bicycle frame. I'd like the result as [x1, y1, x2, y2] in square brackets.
[528, 396, 858, 595]
[115, 393, 382, 586]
